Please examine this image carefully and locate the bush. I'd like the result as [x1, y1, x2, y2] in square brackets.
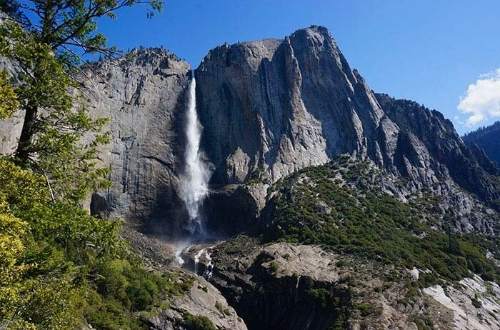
[269, 261, 279, 273]
[471, 294, 482, 308]
[183, 313, 217, 330]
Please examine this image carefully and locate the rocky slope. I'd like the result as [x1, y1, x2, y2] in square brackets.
[187, 158, 500, 329]
[119, 225, 247, 330]
[147, 276, 247, 330]
[464, 121, 500, 166]
[2, 24, 500, 330]
[196, 26, 499, 233]
[2, 26, 498, 235]
[187, 236, 499, 330]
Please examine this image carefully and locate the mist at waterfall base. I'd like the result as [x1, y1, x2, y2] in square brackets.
[175, 73, 212, 265]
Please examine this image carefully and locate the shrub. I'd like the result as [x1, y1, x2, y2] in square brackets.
[183, 313, 217, 330]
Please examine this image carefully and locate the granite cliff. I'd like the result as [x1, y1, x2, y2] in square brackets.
[78, 48, 192, 236]
[1, 26, 499, 236]
[196, 26, 499, 234]
[2, 25, 500, 329]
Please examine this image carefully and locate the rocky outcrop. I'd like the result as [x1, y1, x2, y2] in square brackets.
[120, 226, 247, 330]
[192, 237, 458, 330]
[376, 94, 499, 209]
[80, 49, 191, 235]
[194, 26, 499, 233]
[0, 56, 24, 155]
[1, 26, 498, 235]
[148, 276, 247, 330]
[423, 276, 500, 330]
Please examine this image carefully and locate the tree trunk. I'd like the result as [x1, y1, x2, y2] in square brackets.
[15, 102, 37, 162]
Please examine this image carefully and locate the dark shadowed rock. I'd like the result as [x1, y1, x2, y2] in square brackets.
[463, 121, 500, 167]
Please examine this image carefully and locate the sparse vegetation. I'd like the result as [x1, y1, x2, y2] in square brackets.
[354, 303, 381, 317]
[306, 287, 352, 330]
[268, 261, 279, 273]
[471, 294, 482, 308]
[183, 313, 217, 330]
[264, 159, 500, 284]
[215, 301, 231, 316]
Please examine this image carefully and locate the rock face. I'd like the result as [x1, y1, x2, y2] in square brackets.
[195, 26, 499, 230]
[148, 276, 247, 330]
[463, 121, 500, 167]
[196, 27, 381, 185]
[198, 237, 457, 330]
[377, 95, 499, 209]
[1, 26, 499, 234]
[423, 276, 500, 330]
[80, 49, 191, 235]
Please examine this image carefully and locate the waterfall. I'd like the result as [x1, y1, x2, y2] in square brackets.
[179, 73, 211, 236]
[193, 247, 214, 278]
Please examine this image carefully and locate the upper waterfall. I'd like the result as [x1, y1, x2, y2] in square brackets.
[179, 73, 211, 235]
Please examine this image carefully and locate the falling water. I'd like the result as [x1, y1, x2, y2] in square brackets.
[179, 73, 211, 236]
[193, 247, 214, 278]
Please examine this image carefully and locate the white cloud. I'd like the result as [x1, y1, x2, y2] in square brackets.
[458, 68, 500, 126]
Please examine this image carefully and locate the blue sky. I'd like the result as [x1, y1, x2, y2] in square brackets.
[98, 0, 500, 134]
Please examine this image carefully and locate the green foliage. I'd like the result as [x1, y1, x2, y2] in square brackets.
[0, 70, 19, 119]
[307, 288, 338, 309]
[265, 160, 500, 284]
[268, 261, 278, 273]
[3, 0, 163, 60]
[85, 258, 191, 330]
[0, 212, 29, 323]
[0, 22, 111, 201]
[353, 303, 381, 317]
[306, 287, 352, 330]
[0, 2, 174, 328]
[0, 158, 191, 329]
[183, 313, 217, 330]
[410, 315, 434, 330]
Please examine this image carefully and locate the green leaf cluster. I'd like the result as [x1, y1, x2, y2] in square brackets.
[0, 70, 19, 119]
[0, 22, 111, 201]
[182, 313, 217, 330]
[0, 158, 190, 329]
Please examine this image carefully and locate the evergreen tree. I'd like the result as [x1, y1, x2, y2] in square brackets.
[0, 2, 193, 328]
[0, 0, 162, 200]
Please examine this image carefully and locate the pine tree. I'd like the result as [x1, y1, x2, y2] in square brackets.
[0, 0, 162, 201]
